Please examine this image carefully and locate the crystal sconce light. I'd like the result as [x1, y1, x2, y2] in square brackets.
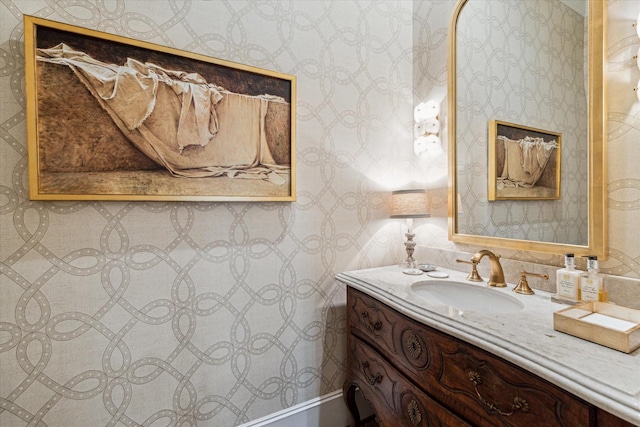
[413, 100, 442, 155]
[635, 13, 640, 101]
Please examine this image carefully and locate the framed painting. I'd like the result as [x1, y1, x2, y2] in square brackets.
[488, 120, 561, 201]
[24, 15, 296, 202]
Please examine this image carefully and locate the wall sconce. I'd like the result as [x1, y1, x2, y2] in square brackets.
[390, 189, 430, 269]
[413, 101, 442, 155]
[635, 14, 640, 101]
[636, 44, 640, 101]
[456, 193, 464, 217]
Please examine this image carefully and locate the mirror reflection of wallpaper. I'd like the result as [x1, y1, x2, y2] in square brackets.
[0, 1, 426, 426]
[456, 0, 588, 245]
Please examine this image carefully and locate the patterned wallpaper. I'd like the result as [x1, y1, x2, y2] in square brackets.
[605, 0, 640, 277]
[1, 1, 639, 427]
[0, 1, 424, 425]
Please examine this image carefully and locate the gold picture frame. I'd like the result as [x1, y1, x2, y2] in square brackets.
[488, 120, 561, 201]
[24, 15, 296, 202]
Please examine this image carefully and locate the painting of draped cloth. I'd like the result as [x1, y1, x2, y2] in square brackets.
[488, 120, 561, 201]
[498, 136, 557, 188]
[25, 16, 295, 201]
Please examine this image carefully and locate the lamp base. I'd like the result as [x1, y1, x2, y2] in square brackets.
[402, 232, 417, 269]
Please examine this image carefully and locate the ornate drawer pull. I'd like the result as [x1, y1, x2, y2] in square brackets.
[408, 399, 422, 425]
[362, 361, 382, 385]
[406, 332, 422, 359]
[468, 371, 530, 416]
[360, 311, 382, 332]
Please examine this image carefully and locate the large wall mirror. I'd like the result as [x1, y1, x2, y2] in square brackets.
[447, 0, 607, 258]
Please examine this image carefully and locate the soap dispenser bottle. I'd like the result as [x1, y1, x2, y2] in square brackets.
[555, 253, 581, 302]
[580, 256, 607, 302]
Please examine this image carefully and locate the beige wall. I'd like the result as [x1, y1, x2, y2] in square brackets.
[0, 1, 416, 425]
[604, 0, 640, 277]
[0, 1, 638, 426]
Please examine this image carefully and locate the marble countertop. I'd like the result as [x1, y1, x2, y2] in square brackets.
[336, 265, 640, 426]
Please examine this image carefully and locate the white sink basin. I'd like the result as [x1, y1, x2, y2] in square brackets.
[410, 280, 524, 314]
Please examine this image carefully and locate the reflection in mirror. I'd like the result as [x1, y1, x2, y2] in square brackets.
[457, 0, 588, 245]
[447, 0, 607, 257]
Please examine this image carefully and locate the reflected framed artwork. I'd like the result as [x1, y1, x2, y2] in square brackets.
[488, 120, 561, 201]
[24, 16, 296, 202]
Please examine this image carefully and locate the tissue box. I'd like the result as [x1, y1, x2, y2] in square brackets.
[553, 302, 640, 353]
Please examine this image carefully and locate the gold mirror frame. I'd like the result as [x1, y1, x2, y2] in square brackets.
[447, 0, 607, 258]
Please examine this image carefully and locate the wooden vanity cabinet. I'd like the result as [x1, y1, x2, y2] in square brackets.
[343, 287, 634, 427]
[346, 336, 471, 427]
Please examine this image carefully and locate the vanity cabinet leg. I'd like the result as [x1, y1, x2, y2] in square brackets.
[343, 381, 362, 427]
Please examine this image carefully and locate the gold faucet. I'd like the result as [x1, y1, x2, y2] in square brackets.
[470, 249, 506, 287]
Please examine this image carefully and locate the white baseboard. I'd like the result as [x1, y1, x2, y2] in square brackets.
[237, 389, 373, 427]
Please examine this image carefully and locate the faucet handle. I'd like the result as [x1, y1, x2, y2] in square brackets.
[513, 271, 549, 295]
[456, 259, 483, 282]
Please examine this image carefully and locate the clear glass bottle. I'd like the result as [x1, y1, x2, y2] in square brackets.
[580, 256, 607, 302]
[555, 253, 581, 302]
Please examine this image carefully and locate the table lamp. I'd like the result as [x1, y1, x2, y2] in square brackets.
[390, 189, 430, 268]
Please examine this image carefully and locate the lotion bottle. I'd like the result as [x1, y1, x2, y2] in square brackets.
[580, 256, 607, 302]
[556, 253, 581, 302]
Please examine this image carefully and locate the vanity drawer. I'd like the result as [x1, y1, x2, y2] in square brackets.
[422, 327, 593, 427]
[348, 288, 430, 370]
[347, 288, 593, 427]
[348, 288, 400, 356]
[349, 335, 471, 427]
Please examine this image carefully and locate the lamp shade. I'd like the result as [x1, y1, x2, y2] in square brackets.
[390, 190, 430, 218]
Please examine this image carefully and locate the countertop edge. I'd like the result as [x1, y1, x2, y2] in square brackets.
[336, 270, 640, 426]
